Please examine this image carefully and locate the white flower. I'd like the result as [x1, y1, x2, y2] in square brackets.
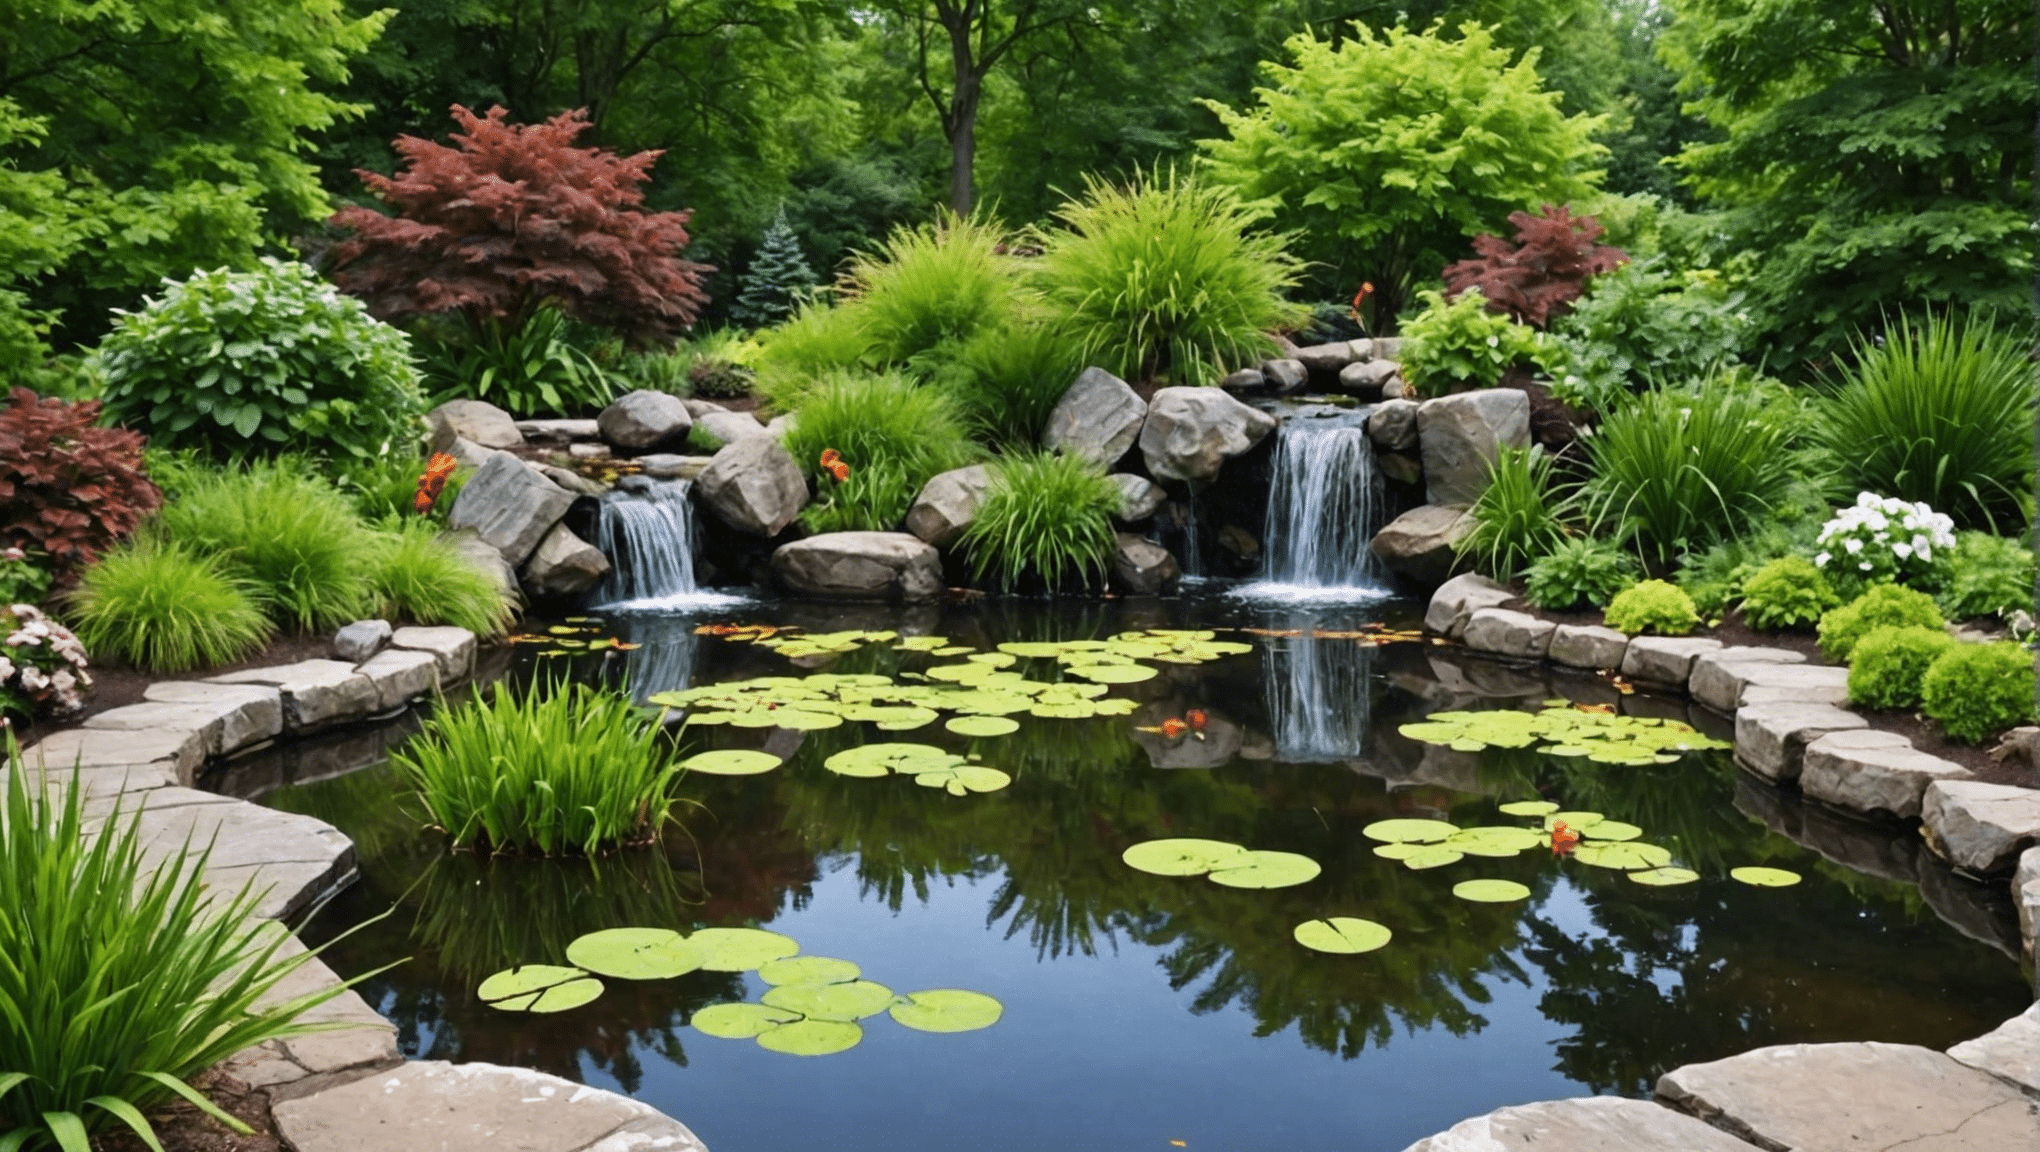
[1859, 561, 1873, 571]
[1813, 552, 1831, 568]
[1857, 492, 1880, 508]
[0, 656, 11, 682]
[18, 666, 45, 693]
[1891, 542, 1913, 559]
[1844, 538, 1863, 554]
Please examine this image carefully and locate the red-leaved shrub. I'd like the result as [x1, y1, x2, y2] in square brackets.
[328, 105, 713, 348]
[1442, 205, 1627, 328]
[0, 388, 162, 585]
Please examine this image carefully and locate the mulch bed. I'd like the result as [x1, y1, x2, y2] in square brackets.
[89, 1071, 281, 1152]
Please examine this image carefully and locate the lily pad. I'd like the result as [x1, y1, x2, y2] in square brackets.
[1361, 818, 1458, 844]
[1207, 850, 1322, 889]
[889, 989, 1005, 1033]
[1546, 811, 1605, 832]
[1402, 845, 1465, 870]
[757, 955, 862, 986]
[1122, 838, 1250, 876]
[564, 928, 695, 979]
[1445, 826, 1545, 856]
[767, 709, 843, 731]
[1571, 841, 1673, 871]
[893, 636, 949, 652]
[945, 715, 1020, 738]
[1372, 843, 1421, 860]
[1498, 800, 1559, 817]
[996, 642, 1067, 658]
[762, 979, 900, 1022]
[823, 742, 955, 778]
[1067, 662, 1158, 684]
[910, 764, 1014, 796]
[1452, 879, 1532, 903]
[679, 750, 783, 777]
[1730, 866, 1801, 887]
[691, 1002, 803, 1039]
[684, 927, 798, 971]
[1581, 820, 1644, 842]
[756, 1019, 864, 1056]
[1629, 867, 1701, 887]
[477, 965, 604, 1013]
[1293, 917, 1392, 954]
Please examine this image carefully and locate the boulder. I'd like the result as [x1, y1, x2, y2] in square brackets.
[512, 418, 599, 442]
[765, 413, 797, 440]
[427, 399, 522, 451]
[1461, 608, 1555, 660]
[1618, 636, 1721, 686]
[1138, 387, 1277, 483]
[1423, 572, 1515, 638]
[1801, 729, 1971, 820]
[1734, 702, 1869, 782]
[1402, 1095, 1762, 1152]
[1922, 780, 2040, 875]
[1549, 624, 1629, 670]
[690, 409, 768, 448]
[1381, 378, 1411, 400]
[390, 626, 477, 682]
[1371, 504, 1471, 586]
[1687, 647, 1810, 712]
[440, 526, 517, 599]
[567, 442, 611, 461]
[1371, 336, 1405, 360]
[1108, 473, 1166, 524]
[1366, 399, 1420, 451]
[680, 399, 728, 419]
[1219, 368, 1266, 392]
[520, 522, 610, 597]
[1338, 359, 1400, 398]
[331, 620, 392, 664]
[904, 465, 993, 548]
[1044, 367, 1146, 468]
[1260, 359, 1309, 393]
[530, 462, 606, 497]
[443, 435, 495, 471]
[1291, 342, 1358, 375]
[1111, 534, 1181, 596]
[207, 660, 380, 731]
[770, 532, 943, 602]
[1378, 452, 1423, 486]
[1416, 389, 1531, 505]
[444, 452, 575, 568]
[352, 648, 441, 712]
[596, 389, 693, 452]
[636, 454, 714, 480]
[113, 683, 284, 757]
[1948, 1002, 2040, 1097]
[695, 436, 809, 537]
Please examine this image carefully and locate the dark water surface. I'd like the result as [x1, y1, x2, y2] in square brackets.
[255, 593, 2029, 1152]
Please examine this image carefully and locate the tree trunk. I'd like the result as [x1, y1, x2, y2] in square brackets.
[943, 15, 982, 218]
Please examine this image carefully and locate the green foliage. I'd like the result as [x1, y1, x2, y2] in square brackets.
[63, 537, 274, 674]
[1030, 169, 1305, 385]
[1817, 584, 1946, 663]
[1582, 385, 1795, 566]
[961, 451, 1121, 592]
[154, 461, 373, 633]
[1523, 536, 1640, 611]
[1809, 311, 2035, 534]
[1934, 532, 2036, 622]
[1399, 290, 1554, 393]
[842, 215, 1019, 367]
[1197, 21, 1607, 327]
[781, 373, 980, 533]
[1603, 579, 1698, 636]
[0, 387, 162, 585]
[1846, 625, 1957, 711]
[924, 326, 1085, 450]
[688, 361, 756, 400]
[328, 452, 467, 527]
[1550, 258, 1752, 412]
[393, 678, 679, 854]
[1456, 447, 1573, 580]
[732, 208, 821, 329]
[0, 544, 53, 608]
[96, 260, 425, 462]
[415, 308, 616, 418]
[754, 303, 877, 411]
[1738, 557, 1840, 632]
[1920, 641, 2035, 744]
[362, 521, 517, 638]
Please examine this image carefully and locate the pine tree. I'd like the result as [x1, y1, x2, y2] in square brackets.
[730, 210, 819, 329]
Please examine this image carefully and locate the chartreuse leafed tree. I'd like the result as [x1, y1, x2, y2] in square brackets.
[1197, 22, 1607, 331]
[731, 210, 822, 329]
[1662, 0, 2035, 365]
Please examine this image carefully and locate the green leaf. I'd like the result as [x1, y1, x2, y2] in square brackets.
[756, 1019, 863, 1056]
[888, 989, 1004, 1033]
[679, 750, 783, 776]
[1452, 879, 1532, 903]
[760, 979, 899, 1022]
[1206, 850, 1322, 889]
[691, 1002, 803, 1039]
[1121, 838, 1249, 876]
[1360, 818, 1458, 844]
[564, 928, 695, 980]
[476, 965, 604, 1012]
[757, 956, 862, 986]
[684, 928, 798, 971]
[1730, 866, 1802, 888]
[1293, 917, 1392, 954]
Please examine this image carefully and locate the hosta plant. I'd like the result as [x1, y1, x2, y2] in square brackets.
[1603, 579, 1699, 636]
[1812, 492, 1955, 592]
[0, 387, 162, 585]
[1920, 642, 2035, 743]
[1, 602, 89, 718]
[1522, 536, 1639, 612]
[1932, 532, 2035, 621]
[1738, 557, 1840, 631]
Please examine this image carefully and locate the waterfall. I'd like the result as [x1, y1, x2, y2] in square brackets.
[592, 478, 742, 610]
[1240, 414, 1389, 600]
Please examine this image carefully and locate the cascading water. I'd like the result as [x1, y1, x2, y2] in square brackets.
[1239, 412, 1389, 600]
[592, 478, 742, 610]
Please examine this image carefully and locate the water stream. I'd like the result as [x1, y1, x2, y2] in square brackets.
[1240, 412, 1390, 602]
[592, 478, 744, 613]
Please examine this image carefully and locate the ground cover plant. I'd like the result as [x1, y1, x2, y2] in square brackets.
[363, 520, 517, 638]
[960, 452, 1121, 592]
[1522, 537, 1638, 612]
[1737, 557, 1839, 632]
[1932, 532, 2035, 622]
[1397, 289, 1551, 394]
[1846, 625, 1956, 711]
[1603, 580, 1698, 636]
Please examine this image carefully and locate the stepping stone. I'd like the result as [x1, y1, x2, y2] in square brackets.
[1656, 1041, 2040, 1151]
[1461, 608, 1556, 660]
[15, 725, 201, 786]
[1425, 573, 1514, 638]
[220, 930, 400, 1103]
[1731, 664, 1851, 708]
[391, 625, 478, 683]
[1735, 702, 1868, 783]
[1548, 624, 1628, 670]
[2018, 847, 2040, 973]
[1399, 1095, 1758, 1152]
[1688, 648, 1814, 713]
[1923, 780, 2040, 875]
[139, 681, 285, 755]
[85, 788, 355, 921]
[1800, 729, 1971, 820]
[209, 660, 381, 730]
[272, 1061, 708, 1152]
[354, 647, 442, 710]
[1619, 636, 1721, 687]
[1947, 1002, 2040, 1097]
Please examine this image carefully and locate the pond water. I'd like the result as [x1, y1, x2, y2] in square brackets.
[252, 592, 2030, 1152]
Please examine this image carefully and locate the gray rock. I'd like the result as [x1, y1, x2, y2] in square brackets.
[1366, 399, 1420, 451]
[353, 647, 442, 711]
[679, 399, 728, 419]
[1108, 473, 1166, 523]
[695, 435, 808, 536]
[1688, 647, 1809, 712]
[1111, 533, 1181, 596]
[1338, 359, 1401, 397]
[765, 413, 797, 441]
[1548, 624, 1629, 670]
[2019, 846, 2040, 973]
[1371, 504, 1472, 586]
[223, 932, 401, 1102]
[1417, 389, 1531, 505]
[690, 408, 768, 448]
[1381, 378, 1411, 400]
[1371, 336, 1405, 360]
[513, 418, 600, 441]
[91, 787, 355, 921]
[1292, 342, 1359, 374]
[771, 532, 943, 602]
[208, 660, 382, 730]
[904, 464, 993, 548]
[443, 435, 496, 471]
[1424, 572, 1515, 638]
[427, 399, 522, 451]
[568, 442, 612, 461]
[1260, 359, 1309, 392]
[390, 625, 478, 682]
[272, 1061, 707, 1152]
[1044, 367, 1147, 468]
[1400, 1095, 1760, 1152]
[445, 451, 575, 569]
[1733, 770, 1923, 885]
[1219, 368, 1266, 392]
[332, 619, 392, 663]
[1138, 386, 1277, 483]
[1923, 779, 2040, 875]
[531, 463, 607, 497]
[1917, 855, 2025, 960]
[1801, 729, 1971, 820]
[1378, 452, 1424, 485]
[1948, 1003, 2040, 1097]
[521, 522, 610, 597]
[11, 727, 196, 787]
[636, 453, 714, 480]
[1656, 1041, 2040, 1152]
[137, 681, 286, 756]
[1738, 669, 1853, 708]
[596, 389, 693, 452]
[1619, 636, 1722, 686]
[441, 526, 518, 599]
[1735, 702, 1870, 782]
[1461, 608, 1555, 660]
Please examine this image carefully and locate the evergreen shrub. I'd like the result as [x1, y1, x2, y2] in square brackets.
[1845, 625, 1957, 711]
[1738, 557, 1840, 631]
[1817, 584, 1945, 663]
[1920, 642, 2035, 743]
[1603, 579, 1698, 636]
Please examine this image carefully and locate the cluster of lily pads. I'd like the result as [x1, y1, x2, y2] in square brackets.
[476, 925, 1004, 1056]
[506, 617, 641, 658]
[1398, 703, 1730, 765]
[1121, 838, 1324, 889]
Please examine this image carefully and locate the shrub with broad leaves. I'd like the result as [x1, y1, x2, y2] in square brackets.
[0, 387, 161, 585]
[1, 602, 90, 718]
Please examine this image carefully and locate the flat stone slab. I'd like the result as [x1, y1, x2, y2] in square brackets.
[1656, 1041, 2040, 1151]
[1689, 648, 1810, 712]
[272, 1061, 709, 1152]
[1548, 624, 1628, 670]
[1735, 702, 1869, 783]
[1800, 728, 1971, 820]
[137, 681, 285, 755]
[1618, 636, 1721, 686]
[354, 647, 442, 710]
[1461, 608, 1555, 660]
[392, 625, 479, 683]
[16, 725, 201, 784]
[1947, 1002, 2040, 1096]
[85, 788, 355, 921]
[208, 660, 380, 730]
[1400, 1095, 1761, 1152]
[1923, 780, 2040, 875]
[221, 931, 400, 1102]
[1425, 573, 1515, 638]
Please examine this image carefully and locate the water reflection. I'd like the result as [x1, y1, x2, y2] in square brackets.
[1259, 616, 1378, 762]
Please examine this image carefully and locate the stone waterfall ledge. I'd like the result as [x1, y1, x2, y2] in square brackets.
[1399, 1096, 1762, 1152]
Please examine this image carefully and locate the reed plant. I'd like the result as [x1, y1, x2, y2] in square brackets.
[65, 536, 274, 672]
[362, 520, 518, 637]
[961, 451, 1121, 591]
[781, 371, 981, 532]
[0, 741, 360, 1151]
[154, 459, 374, 632]
[1455, 446, 1575, 580]
[393, 679, 679, 855]
[841, 214, 1020, 365]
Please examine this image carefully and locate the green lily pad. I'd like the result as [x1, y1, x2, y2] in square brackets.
[910, 764, 1014, 796]
[945, 715, 1020, 738]
[757, 955, 862, 986]
[477, 965, 603, 1013]
[1445, 826, 1545, 856]
[1293, 917, 1392, 954]
[1361, 819, 1459, 844]
[1030, 702, 1098, 719]
[1122, 838, 1250, 876]
[756, 1019, 864, 1056]
[768, 709, 843, 731]
[966, 652, 1017, 667]
[563, 928, 695, 980]
[761, 979, 900, 1022]
[1730, 866, 1801, 887]
[1629, 867, 1702, 887]
[931, 646, 975, 657]
[1067, 662, 1158, 684]
[1402, 845, 1465, 870]
[1498, 800, 1559, 817]
[1372, 843, 1421, 860]
[1207, 850, 1322, 889]
[1581, 820, 1644, 842]
[1572, 841, 1673, 871]
[1546, 811, 1605, 832]
[888, 989, 1004, 1033]
[685, 928, 798, 971]
[691, 1002, 803, 1039]
[996, 642, 1067, 658]
[1452, 879, 1532, 903]
[893, 636, 949, 652]
[823, 742, 955, 778]
[679, 750, 783, 777]
[925, 663, 995, 682]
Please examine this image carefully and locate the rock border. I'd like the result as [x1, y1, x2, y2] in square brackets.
[13, 623, 712, 1152]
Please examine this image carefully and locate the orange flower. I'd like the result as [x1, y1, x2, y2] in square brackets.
[413, 453, 458, 515]
[1186, 709, 1208, 732]
[1550, 820, 1580, 855]
[820, 448, 850, 483]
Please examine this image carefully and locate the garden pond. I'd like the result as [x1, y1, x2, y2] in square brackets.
[236, 590, 2031, 1152]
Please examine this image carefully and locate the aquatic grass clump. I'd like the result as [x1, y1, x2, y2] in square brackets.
[154, 459, 374, 632]
[64, 536, 275, 672]
[362, 520, 518, 637]
[0, 741, 357, 1151]
[781, 371, 981, 533]
[1455, 446, 1573, 580]
[960, 451, 1120, 592]
[394, 679, 679, 855]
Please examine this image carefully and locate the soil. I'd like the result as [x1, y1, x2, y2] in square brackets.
[89, 1070, 281, 1152]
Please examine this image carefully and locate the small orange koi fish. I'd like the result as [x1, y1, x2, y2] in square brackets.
[413, 452, 458, 515]
[819, 448, 850, 483]
[1550, 820, 1581, 855]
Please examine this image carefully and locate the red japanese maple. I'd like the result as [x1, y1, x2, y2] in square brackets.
[328, 105, 712, 348]
[0, 388, 161, 585]
[1442, 205, 1627, 328]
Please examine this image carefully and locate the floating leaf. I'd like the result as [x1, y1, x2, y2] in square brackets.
[1630, 867, 1701, 887]
[477, 965, 603, 1013]
[1445, 826, 1545, 856]
[758, 956, 862, 986]
[910, 764, 1014, 796]
[1122, 838, 1250, 876]
[1498, 800, 1559, 817]
[945, 715, 1019, 738]
[965, 652, 1017, 667]
[889, 989, 1004, 1033]
[1372, 843, 1421, 860]
[1572, 842, 1673, 871]
[1402, 845, 1465, 870]
[1546, 811, 1605, 833]
[1361, 819, 1458, 844]
[1730, 866, 1801, 888]
[679, 750, 783, 777]
[1452, 879, 1532, 903]
[1067, 662, 1158, 684]
[1207, 850, 1321, 889]
[756, 1019, 864, 1056]
[564, 929, 696, 980]
[768, 709, 843, 731]
[893, 636, 949, 652]
[823, 742, 956, 778]
[692, 1002, 804, 1039]
[1581, 820, 1643, 842]
[1293, 917, 1392, 954]
[762, 979, 900, 1022]
[996, 642, 1067, 658]
[685, 928, 798, 971]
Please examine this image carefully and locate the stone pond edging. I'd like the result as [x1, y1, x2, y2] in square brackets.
[11, 625, 711, 1152]
[1397, 573, 2040, 1151]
